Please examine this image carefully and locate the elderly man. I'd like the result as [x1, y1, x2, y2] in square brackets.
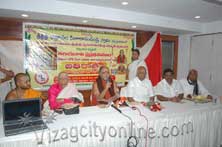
[180, 69, 212, 99]
[127, 49, 148, 80]
[91, 66, 119, 105]
[155, 68, 183, 102]
[127, 66, 154, 103]
[5, 73, 43, 100]
[48, 72, 83, 110]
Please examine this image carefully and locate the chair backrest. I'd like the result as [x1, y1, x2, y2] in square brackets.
[78, 89, 92, 106]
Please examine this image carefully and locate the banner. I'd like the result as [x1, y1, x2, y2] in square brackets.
[24, 23, 135, 90]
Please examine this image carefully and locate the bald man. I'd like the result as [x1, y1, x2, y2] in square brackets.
[127, 66, 154, 103]
[180, 69, 212, 99]
[47, 72, 83, 110]
[5, 73, 42, 100]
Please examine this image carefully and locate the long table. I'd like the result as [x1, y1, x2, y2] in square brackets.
[0, 100, 222, 147]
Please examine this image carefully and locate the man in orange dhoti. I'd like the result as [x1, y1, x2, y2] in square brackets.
[5, 73, 44, 100]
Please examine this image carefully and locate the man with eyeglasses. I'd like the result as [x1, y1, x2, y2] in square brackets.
[47, 72, 83, 110]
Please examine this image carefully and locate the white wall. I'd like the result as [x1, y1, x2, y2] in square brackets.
[177, 21, 222, 80]
[177, 34, 191, 79]
[203, 21, 222, 34]
[0, 41, 24, 74]
[0, 41, 24, 101]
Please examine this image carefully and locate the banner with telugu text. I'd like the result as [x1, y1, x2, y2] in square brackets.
[24, 23, 135, 90]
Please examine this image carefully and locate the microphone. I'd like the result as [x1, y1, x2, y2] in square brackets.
[111, 103, 138, 147]
[123, 101, 130, 107]
[111, 104, 122, 113]
[106, 78, 110, 83]
[106, 77, 111, 91]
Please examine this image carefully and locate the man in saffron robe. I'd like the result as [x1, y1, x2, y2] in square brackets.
[5, 73, 44, 100]
[92, 66, 119, 106]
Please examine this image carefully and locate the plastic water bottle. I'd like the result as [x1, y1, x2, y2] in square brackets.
[212, 95, 218, 105]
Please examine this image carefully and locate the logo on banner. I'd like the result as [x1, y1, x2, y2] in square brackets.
[35, 71, 49, 84]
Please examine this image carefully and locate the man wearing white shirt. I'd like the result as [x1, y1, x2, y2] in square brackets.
[155, 68, 183, 102]
[180, 69, 212, 99]
[127, 66, 154, 102]
[127, 49, 148, 80]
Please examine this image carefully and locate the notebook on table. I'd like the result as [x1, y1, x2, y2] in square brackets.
[3, 98, 47, 136]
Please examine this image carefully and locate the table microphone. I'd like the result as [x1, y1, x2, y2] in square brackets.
[111, 104, 138, 147]
[123, 101, 130, 107]
[106, 78, 110, 83]
[111, 104, 122, 113]
[106, 78, 112, 92]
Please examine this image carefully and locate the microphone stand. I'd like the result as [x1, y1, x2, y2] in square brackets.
[110, 104, 138, 147]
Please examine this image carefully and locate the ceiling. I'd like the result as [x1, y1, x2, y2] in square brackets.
[60, 0, 222, 22]
[0, 0, 221, 34]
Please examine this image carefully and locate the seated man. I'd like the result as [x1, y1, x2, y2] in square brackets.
[48, 72, 83, 110]
[91, 66, 119, 105]
[5, 73, 43, 100]
[155, 68, 183, 102]
[180, 69, 212, 99]
[127, 66, 154, 103]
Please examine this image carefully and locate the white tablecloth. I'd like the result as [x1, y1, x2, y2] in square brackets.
[0, 100, 222, 147]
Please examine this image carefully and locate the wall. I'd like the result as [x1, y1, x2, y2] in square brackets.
[177, 34, 191, 79]
[0, 41, 24, 73]
[177, 21, 222, 80]
[203, 21, 222, 34]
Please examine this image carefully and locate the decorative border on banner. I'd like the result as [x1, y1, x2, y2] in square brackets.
[23, 22, 136, 37]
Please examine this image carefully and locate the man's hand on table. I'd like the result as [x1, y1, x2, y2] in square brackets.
[127, 97, 140, 105]
[129, 101, 141, 106]
[187, 94, 192, 99]
[170, 97, 181, 103]
[207, 95, 213, 100]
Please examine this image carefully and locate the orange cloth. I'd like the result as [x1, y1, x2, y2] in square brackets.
[23, 88, 42, 99]
[91, 80, 113, 106]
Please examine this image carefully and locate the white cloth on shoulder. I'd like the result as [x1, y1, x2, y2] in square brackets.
[56, 83, 83, 101]
[43, 83, 83, 113]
